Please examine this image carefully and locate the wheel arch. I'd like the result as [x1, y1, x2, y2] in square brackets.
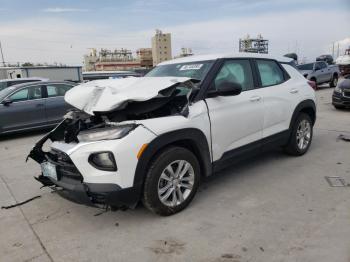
[133, 128, 212, 195]
[289, 99, 316, 129]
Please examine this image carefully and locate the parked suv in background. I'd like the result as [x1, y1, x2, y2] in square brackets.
[0, 81, 76, 134]
[297, 61, 339, 89]
[28, 54, 316, 216]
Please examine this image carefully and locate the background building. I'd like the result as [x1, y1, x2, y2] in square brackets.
[152, 30, 172, 66]
[239, 34, 269, 54]
[174, 47, 194, 59]
[136, 48, 153, 68]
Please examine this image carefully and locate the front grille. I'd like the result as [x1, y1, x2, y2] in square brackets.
[344, 90, 350, 98]
[47, 149, 83, 181]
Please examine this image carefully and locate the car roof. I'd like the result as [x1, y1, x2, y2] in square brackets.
[158, 53, 293, 66]
[0, 77, 48, 83]
[3, 80, 76, 91]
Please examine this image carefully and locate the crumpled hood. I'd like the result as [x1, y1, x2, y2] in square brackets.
[65, 76, 192, 115]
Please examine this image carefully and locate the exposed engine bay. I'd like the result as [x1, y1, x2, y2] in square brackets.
[27, 77, 199, 165]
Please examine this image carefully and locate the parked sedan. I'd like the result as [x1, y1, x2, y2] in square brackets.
[332, 75, 350, 109]
[0, 81, 76, 135]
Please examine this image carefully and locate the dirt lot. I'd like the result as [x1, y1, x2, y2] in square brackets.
[0, 87, 349, 262]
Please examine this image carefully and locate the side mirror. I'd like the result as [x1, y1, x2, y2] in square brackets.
[1, 98, 13, 106]
[314, 66, 320, 71]
[208, 81, 242, 98]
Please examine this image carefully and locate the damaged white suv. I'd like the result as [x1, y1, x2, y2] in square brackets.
[28, 54, 316, 216]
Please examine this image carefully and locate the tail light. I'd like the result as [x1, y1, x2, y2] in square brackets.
[307, 80, 316, 90]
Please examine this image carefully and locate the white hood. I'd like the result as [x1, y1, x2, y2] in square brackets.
[65, 77, 191, 115]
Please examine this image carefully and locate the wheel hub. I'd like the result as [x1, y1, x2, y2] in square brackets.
[157, 160, 195, 207]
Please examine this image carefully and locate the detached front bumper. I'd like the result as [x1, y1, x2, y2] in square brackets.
[27, 119, 156, 209]
[37, 174, 140, 208]
[35, 148, 141, 208]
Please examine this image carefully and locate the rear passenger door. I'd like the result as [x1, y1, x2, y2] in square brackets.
[205, 59, 264, 162]
[255, 59, 300, 138]
[0, 85, 46, 132]
[44, 83, 75, 124]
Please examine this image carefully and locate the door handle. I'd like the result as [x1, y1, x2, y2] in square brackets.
[249, 96, 261, 102]
[36, 103, 44, 107]
[290, 88, 299, 94]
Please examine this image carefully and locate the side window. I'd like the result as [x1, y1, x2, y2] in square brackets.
[10, 89, 29, 102]
[46, 84, 73, 97]
[319, 62, 327, 69]
[9, 86, 42, 102]
[256, 60, 284, 87]
[214, 60, 254, 91]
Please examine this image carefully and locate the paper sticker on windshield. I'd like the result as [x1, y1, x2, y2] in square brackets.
[179, 64, 203, 71]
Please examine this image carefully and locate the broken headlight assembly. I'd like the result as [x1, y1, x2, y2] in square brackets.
[334, 86, 342, 93]
[77, 124, 136, 142]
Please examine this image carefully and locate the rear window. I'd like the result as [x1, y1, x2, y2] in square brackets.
[256, 60, 285, 87]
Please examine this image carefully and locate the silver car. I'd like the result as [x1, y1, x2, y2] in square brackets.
[0, 81, 76, 135]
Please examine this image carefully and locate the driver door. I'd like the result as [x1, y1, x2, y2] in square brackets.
[204, 59, 264, 162]
[0, 85, 46, 132]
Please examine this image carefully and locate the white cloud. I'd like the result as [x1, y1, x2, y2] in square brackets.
[0, 9, 349, 65]
[42, 8, 89, 13]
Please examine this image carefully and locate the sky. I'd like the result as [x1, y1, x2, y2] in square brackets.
[0, 0, 349, 65]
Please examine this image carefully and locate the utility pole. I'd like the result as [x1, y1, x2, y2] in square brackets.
[0, 40, 5, 67]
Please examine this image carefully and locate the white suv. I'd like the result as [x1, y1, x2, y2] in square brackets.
[28, 54, 316, 216]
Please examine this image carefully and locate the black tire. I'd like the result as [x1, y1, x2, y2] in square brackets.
[284, 113, 313, 156]
[142, 146, 200, 216]
[310, 78, 317, 90]
[330, 74, 338, 87]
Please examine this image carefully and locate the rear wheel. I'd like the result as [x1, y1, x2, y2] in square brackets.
[284, 113, 313, 156]
[142, 147, 200, 216]
[330, 74, 338, 87]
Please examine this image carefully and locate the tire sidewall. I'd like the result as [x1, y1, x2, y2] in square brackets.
[143, 147, 200, 216]
[290, 113, 313, 155]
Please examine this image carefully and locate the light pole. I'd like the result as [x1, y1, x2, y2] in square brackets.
[0, 40, 5, 66]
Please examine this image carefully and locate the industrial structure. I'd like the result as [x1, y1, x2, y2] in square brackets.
[239, 34, 269, 54]
[174, 48, 194, 59]
[83, 29, 174, 71]
[136, 48, 153, 68]
[152, 29, 172, 66]
[83, 48, 143, 71]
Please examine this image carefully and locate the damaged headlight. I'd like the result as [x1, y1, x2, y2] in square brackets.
[334, 86, 342, 93]
[77, 124, 136, 142]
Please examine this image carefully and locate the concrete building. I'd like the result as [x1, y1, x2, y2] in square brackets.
[174, 47, 194, 59]
[152, 30, 172, 66]
[136, 48, 153, 68]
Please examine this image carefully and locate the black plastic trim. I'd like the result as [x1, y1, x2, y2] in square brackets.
[133, 128, 212, 191]
[213, 130, 290, 172]
[88, 151, 118, 172]
[289, 99, 316, 128]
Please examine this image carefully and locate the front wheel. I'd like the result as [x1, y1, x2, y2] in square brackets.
[330, 75, 338, 87]
[284, 113, 313, 156]
[142, 147, 200, 216]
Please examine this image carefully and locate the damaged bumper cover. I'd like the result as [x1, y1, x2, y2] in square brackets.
[27, 118, 155, 209]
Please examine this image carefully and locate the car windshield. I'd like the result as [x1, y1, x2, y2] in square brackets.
[146, 60, 214, 81]
[297, 63, 314, 70]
